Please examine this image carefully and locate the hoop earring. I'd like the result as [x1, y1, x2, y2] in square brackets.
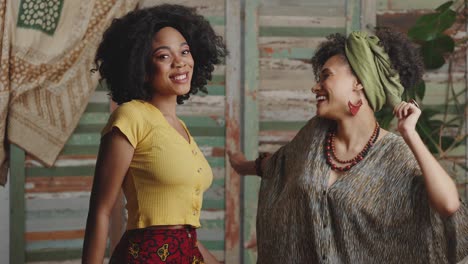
[348, 99, 363, 116]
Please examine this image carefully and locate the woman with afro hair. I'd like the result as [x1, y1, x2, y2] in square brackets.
[228, 29, 468, 263]
[82, 4, 226, 264]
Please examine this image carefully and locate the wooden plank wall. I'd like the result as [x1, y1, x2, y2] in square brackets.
[20, 86, 109, 263]
[242, 0, 260, 263]
[376, 0, 467, 200]
[225, 0, 242, 262]
[257, 0, 349, 157]
[241, 2, 351, 263]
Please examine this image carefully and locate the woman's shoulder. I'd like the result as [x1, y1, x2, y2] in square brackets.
[115, 99, 145, 112]
[373, 131, 419, 174]
[379, 131, 409, 152]
[111, 100, 151, 120]
[105, 100, 151, 131]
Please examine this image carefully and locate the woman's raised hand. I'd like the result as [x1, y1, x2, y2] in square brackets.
[393, 100, 422, 138]
[227, 151, 253, 175]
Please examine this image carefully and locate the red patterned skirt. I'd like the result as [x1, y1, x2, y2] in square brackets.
[109, 227, 204, 264]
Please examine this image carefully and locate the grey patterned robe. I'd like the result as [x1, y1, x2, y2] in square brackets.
[257, 117, 468, 264]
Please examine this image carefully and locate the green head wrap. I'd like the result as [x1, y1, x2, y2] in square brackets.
[345, 31, 404, 111]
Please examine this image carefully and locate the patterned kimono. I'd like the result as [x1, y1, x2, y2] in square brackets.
[257, 117, 468, 264]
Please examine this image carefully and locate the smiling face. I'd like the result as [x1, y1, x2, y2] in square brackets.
[149, 27, 194, 98]
[312, 55, 362, 119]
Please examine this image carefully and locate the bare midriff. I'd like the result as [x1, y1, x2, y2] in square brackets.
[146, 224, 193, 230]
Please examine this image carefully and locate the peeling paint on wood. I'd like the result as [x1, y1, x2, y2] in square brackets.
[224, 0, 242, 262]
[26, 230, 84, 241]
[243, 0, 262, 263]
[10, 145, 26, 264]
[260, 15, 346, 28]
[259, 5, 345, 17]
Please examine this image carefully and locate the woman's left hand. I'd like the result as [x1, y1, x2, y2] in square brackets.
[393, 100, 421, 137]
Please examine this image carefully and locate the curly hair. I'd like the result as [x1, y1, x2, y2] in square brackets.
[94, 4, 227, 105]
[311, 28, 424, 90]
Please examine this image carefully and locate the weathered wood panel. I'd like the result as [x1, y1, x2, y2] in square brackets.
[246, 1, 362, 264]
[257, 1, 348, 156]
[225, 0, 242, 263]
[21, 89, 107, 263]
[242, 0, 261, 263]
[10, 145, 26, 264]
[377, 0, 451, 11]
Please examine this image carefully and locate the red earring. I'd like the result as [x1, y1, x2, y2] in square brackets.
[348, 99, 363, 116]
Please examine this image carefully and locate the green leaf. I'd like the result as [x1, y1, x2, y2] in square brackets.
[415, 81, 426, 100]
[408, 9, 456, 41]
[441, 136, 455, 150]
[416, 122, 439, 153]
[419, 109, 442, 135]
[409, 13, 440, 41]
[421, 45, 445, 69]
[430, 120, 444, 127]
[429, 35, 455, 52]
[435, 1, 453, 12]
[419, 35, 454, 69]
[445, 116, 463, 126]
[450, 136, 467, 149]
[402, 87, 416, 102]
[422, 108, 439, 118]
[374, 107, 394, 129]
[441, 134, 466, 151]
[435, 9, 457, 33]
[412, 13, 438, 28]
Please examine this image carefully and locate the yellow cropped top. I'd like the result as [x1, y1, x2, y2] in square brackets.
[101, 100, 213, 230]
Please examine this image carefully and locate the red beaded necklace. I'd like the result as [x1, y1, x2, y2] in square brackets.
[324, 122, 380, 172]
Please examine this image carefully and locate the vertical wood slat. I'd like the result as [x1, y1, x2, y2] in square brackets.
[346, 0, 361, 33]
[361, 0, 376, 31]
[10, 144, 26, 264]
[243, 0, 261, 263]
[225, 0, 242, 262]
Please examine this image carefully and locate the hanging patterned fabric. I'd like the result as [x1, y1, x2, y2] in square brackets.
[0, 0, 139, 185]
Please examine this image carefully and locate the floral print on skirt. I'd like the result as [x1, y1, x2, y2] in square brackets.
[109, 227, 204, 264]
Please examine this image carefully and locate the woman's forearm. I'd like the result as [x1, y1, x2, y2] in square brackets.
[82, 211, 110, 263]
[241, 160, 257, 176]
[244, 155, 271, 177]
[82, 131, 134, 263]
[228, 151, 271, 177]
[402, 130, 460, 217]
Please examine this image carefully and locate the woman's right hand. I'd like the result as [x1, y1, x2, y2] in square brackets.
[227, 151, 253, 175]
